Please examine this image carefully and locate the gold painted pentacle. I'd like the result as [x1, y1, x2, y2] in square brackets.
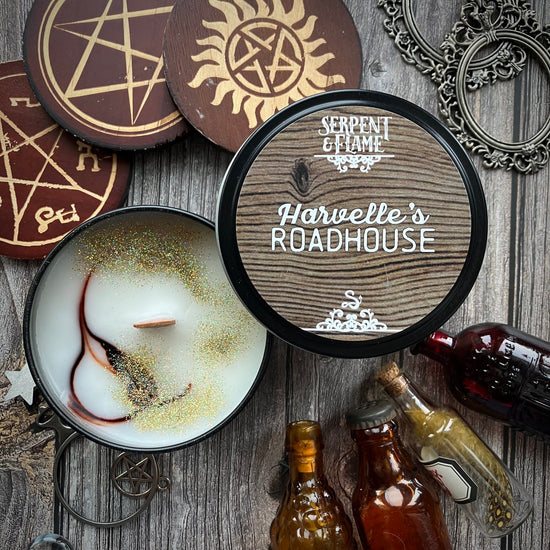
[24, 0, 189, 150]
[164, 0, 362, 152]
[0, 60, 130, 260]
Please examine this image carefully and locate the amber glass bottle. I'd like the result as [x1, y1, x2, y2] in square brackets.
[411, 323, 550, 439]
[270, 420, 357, 550]
[346, 400, 453, 550]
[375, 362, 533, 538]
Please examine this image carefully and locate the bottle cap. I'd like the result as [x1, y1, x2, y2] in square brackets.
[375, 361, 409, 397]
[346, 400, 396, 429]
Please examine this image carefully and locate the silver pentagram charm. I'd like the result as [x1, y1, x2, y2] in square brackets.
[33, 405, 171, 528]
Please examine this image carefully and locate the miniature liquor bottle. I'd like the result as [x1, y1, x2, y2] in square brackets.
[270, 420, 357, 549]
[375, 362, 532, 538]
[346, 400, 453, 550]
[411, 323, 550, 439]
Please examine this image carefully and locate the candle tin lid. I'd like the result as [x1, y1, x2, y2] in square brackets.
[217, 90, 487, 358]
[24, 206, 270, 452]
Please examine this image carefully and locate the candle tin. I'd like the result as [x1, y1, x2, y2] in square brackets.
[24, 206, 270, 452]
[217, 90, 487, 358]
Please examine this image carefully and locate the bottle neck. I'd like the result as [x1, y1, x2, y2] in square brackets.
[287, 445, 324, 484]
[352, 422, 407, 482]
[384, 374, 433, 417]
[411, 330, 456, 364]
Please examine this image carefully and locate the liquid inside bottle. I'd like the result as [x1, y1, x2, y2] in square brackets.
[346, 400, 453, 550]
[270, 420, 357, 550]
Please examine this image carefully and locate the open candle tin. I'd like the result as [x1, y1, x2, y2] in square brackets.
[217, 90, 487, 358]
[24, 206, 270, 452]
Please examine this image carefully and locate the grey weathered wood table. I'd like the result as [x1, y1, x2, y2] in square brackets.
[1, 1, 549, 549]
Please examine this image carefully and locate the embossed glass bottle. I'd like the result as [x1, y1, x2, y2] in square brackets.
[411, 323, 550, 439]
[346, 401, 453, 550]
[375, 362, 533, 538]
[270, 421, 357, 549]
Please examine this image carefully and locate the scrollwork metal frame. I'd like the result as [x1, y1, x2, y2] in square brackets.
[439, 14, 550, 173]
[378, 0, 550, 173]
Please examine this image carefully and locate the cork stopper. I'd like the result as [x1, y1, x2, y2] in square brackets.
[375, 361, 409, 397]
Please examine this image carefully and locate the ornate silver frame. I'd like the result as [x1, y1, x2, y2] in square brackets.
[379, 0, 550, 173]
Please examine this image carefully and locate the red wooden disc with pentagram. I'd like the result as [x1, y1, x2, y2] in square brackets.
[163, 0, 362, 152]
[0, 61, 130, 260]
[23, 0, 188, 150]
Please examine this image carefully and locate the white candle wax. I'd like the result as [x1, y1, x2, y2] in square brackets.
[26, 208, 268, 451]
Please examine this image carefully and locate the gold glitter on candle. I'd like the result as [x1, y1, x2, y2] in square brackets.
[73, 217, 213, 301]
[194, 310, 253, 368]
[132, 379, 224, 432]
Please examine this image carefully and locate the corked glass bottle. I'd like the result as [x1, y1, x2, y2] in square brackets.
[375, 362, 533, 538]
[270, 420, 357, 550]
[346, 400, 453, 550]
[410, 323, 550, 439]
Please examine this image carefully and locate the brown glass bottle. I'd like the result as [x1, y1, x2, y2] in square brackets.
[346, 401, 453, 550]
[270, 420, 357, 550]
[411, 323, 550, 439]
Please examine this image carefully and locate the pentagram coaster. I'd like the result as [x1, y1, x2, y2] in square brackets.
[23, 0, 189, 150]
[0, 61, 130, 260]
[163, 0, 362, 152]
[34, 405, 171, 528]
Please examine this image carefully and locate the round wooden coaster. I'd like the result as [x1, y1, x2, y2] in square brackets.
[0, 60, 131, 260]
[23, 0, 189, 150]
[163, 0, 362, 152]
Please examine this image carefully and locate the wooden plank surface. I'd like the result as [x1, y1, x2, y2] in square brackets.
[1, 1, 549, 549]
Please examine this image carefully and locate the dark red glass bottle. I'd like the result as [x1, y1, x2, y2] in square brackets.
[410, 323, 550, 439]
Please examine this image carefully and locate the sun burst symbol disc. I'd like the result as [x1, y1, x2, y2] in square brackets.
[164, 0, 362, 152]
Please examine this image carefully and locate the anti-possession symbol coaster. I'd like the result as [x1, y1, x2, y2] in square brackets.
[24, 0, 189, 150]
[163, 0, 362, 152]
[0, 60, 130, 260]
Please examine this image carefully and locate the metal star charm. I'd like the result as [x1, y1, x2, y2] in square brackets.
[4, 363, 36, 405]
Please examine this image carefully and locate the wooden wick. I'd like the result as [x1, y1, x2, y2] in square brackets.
[133, 318, 176, 328]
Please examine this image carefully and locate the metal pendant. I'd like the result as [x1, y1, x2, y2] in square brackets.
[34, 405, 171, 528]
[438, 1, 550, 173]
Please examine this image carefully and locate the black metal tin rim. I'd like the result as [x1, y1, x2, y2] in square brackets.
[216, 89, 488, 358]
[23, 205, 272, 453]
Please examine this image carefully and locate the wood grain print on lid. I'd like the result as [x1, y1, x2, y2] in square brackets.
[23, 0, 188, 150]
[218, 92, 487, 357]
[163, 0, 362, 152]
[0, 60, 130, 260]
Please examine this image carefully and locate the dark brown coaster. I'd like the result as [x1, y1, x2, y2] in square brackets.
[23, 0, 189, 150]
[163, 0, 362, 152]
[0, 60, 130, 260]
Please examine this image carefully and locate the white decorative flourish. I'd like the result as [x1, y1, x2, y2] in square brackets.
[314, 290, 389, 333]
[315, 154, 394, 173]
